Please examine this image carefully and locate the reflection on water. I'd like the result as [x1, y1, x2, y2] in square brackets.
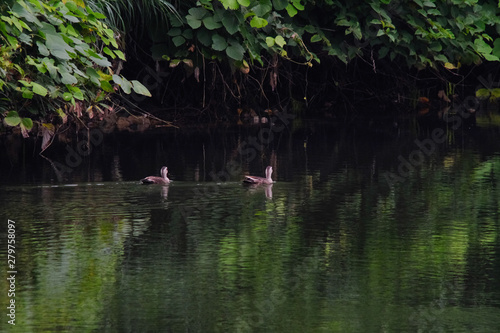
[1, 125, 500, 332]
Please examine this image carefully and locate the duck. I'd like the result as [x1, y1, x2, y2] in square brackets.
[243, 166, 274, 185]
[141, 166, 170, 185]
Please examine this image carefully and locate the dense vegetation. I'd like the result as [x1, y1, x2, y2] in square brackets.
[2, 0, 500, 135]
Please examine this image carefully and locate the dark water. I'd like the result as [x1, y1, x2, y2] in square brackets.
[1, 121, 500, 332]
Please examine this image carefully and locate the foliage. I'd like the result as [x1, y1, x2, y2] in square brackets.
[3, 0, 500, 131]
[0, 0, 150, 136]
[147, 0, 500, 72]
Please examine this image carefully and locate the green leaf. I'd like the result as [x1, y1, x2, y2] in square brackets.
[226, 42, 245, 60]
[11, 2, 39, 25]
[292, 0, 305, 10]
[311, 34, 322, 43]
[168, 28, 182, 37]
[286, 4, 298, 17]
[63, 92, 73, 101]
[86, 67, 101, 86]
[492, 38, 500, 58]
[21, 117, 33, 130]
[89, 54, 112, 67]
[476, 88, 490, 99]
[71, 87, 84, 100]
[266, 37, 275, 47]
[186, 15, 202, 29]
[4, 111, 21, 126]
[273, 0, 289, 10]
[430, 41, 442, 52]
[222, 15, 239, 35]
[103, 47, 116, 59]
[32, 82, 48, 96]
[238, 0, 251, 6]
[172, 35, 186, 47]
[252, 2, 272, 17]
[220, 0, 239, 10]
[212, 34, 228, 51]
[250, 16, 268, 28]
[474, 38, 492, 55]
[36, 41, 50, 56]
[188, 7, 209, 20]
[42, 23, 75, 60]
[119, 79, 132, 94]
[100, 80, 114, 93]
[197, 29, 213, 46]
[112, 74, 123, 86]
[203, 16, 222, 30]
[275, 35, 286, 47]
[131, 80, 151, 97]
[22, 89, 34, 99]
[114, 50, 126, 60]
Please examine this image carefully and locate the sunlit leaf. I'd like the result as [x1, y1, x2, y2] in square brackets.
[220, 0, 239, 10]
[4, 111, 21, 126]
[114, 50, 126, 60]
[22, 88, 34, 99]
[250, 16, 268, 28]
[32, 82, 48, 96]
[63, 92, 73, 101]
[275, 35, 286, 47]
[100, 80, 114, 93]
[266, 37, 275, 47]
[103, 47, 116, 59]
[286, 4, 298, 17]
[21, 117, 33, 130]
[311, 34, 322, 43]
[131, 80, 151, 97]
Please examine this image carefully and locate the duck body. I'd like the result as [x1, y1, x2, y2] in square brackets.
[243, 166, 274, 185]
[141, 166, 171, 185]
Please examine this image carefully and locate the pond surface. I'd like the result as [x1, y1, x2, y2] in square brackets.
[1, 121, 500, 332]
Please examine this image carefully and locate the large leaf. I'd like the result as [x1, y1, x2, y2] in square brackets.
[172, 36, 186, 47]
[4, 111, 21, 126]
[131, 80, 152, 97]
[86, 67, 101, 86]
[220, 0, 239, 10]
[203, 16, 222, 30]
[21, 117, 33, 130]
[252, 2, 272, 17]
[32, 82, 48, 96]
[186, 15, 202, 29]
[226, 41, 245, 60]
[273, 0, 289, 10]
[212, 34, 228, 51]
[188, 7, 209, 20]
[250, 16, 268, 28]
[222, 15, 239, 35]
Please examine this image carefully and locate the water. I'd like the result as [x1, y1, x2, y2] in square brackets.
[1, 122, 500, 332]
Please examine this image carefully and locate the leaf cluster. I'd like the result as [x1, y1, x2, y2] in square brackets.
[154, 0, 500, 72]
[0, 0, 150, 135]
